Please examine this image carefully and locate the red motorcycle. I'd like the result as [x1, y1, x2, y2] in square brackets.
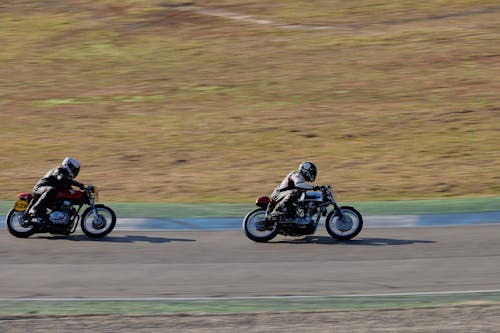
[6, 185, 116, 238]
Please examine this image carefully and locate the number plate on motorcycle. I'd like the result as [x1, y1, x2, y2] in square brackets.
[14, 199, 29, 212]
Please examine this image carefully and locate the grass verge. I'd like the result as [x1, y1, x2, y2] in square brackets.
[1, 291, 500, 315]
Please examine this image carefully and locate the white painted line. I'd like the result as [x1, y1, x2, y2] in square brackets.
[1, 289, 500, 302]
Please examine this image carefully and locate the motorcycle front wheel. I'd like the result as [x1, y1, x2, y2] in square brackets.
[6, 209, 36, 238]
[325, 206, 363, 240]
[80, 204, 116, 238]
[243, 208, 278, 242]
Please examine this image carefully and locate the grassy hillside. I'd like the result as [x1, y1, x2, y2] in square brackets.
[1, 1, 500, 202]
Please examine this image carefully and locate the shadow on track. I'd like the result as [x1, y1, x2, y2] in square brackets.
[40, 235, 196, 243]
[276, 236, 435, 246]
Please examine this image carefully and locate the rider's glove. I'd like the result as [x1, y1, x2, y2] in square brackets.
[313, 185, 321, 191]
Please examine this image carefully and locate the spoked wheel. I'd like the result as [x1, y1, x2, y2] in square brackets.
[81, 204, 116, 238]
[325, 206, 363, 240]
[6, 209, 36, 238]
[243, 208, 278, 242]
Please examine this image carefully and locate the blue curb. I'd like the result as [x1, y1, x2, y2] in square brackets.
[2, 211, 500, 231]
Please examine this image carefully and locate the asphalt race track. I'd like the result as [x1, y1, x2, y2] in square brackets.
[1, 224, 500, 299]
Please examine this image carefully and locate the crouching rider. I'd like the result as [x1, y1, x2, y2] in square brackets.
[266, 161, 320, 219]
[27, 157, 85, 224]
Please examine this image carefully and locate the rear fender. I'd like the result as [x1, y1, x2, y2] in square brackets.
[256, 196, 271, 209]
[18, 192, 33, 202]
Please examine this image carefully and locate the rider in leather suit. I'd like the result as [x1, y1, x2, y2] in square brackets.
[28, 157, 85, 223]
[266, 161, 319, 219]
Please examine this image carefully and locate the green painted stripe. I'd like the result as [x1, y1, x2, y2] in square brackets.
[1, 292, 500, 315]
[2, 196, 500, 218]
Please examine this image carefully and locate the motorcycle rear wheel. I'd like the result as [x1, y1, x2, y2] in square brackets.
[6, 209, 36, 238]
[81, 204, 116, 238]
[325, 206, 363, 240]
[243, 208, 278, 242]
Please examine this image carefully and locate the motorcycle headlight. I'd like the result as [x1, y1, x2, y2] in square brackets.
[88, 185, 98, 201]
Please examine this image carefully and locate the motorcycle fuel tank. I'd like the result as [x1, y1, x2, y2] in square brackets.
[298, 191, 322, 202]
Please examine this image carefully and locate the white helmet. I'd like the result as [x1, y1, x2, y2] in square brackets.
[298, 161, 317, 182]
[61, 157, 80, 178]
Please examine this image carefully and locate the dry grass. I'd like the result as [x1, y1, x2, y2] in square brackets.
[1, 0, 500, 202]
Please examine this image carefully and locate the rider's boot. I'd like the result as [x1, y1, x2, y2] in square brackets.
[26, 211, 43, 225]
[258, 207, 278, 232]
[26, 206, 44, 226]
[31, 217, 43, 225]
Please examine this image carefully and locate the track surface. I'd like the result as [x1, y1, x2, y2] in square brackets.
[1, 225, 500, 299]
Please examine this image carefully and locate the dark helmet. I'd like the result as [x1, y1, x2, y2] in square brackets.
[62, 157, 80, 178]
[298, 161, 317, 182]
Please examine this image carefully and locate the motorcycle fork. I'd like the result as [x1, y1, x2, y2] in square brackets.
[333, 203, 346, 221]
[87, 197, 103, 223]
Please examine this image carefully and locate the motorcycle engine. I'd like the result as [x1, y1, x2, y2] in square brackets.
[49, 211, 69, 224]
[291, 202, 316, 225]
[49, 201, 73, 224]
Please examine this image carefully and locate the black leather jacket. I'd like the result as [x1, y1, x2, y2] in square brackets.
[34, 166, 83, 190]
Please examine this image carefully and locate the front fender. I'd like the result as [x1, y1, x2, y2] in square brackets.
[327, 206, 360, 219]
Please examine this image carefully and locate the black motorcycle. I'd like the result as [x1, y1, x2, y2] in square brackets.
[243, 185, 363, 242]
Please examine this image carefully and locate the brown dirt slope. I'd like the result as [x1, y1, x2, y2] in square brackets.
[1, 305, 500, 333]
[1, 1, 500, 202]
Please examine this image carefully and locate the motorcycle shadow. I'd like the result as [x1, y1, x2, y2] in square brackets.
[41, 235, 196, 243]
[276, 236, 435, 246]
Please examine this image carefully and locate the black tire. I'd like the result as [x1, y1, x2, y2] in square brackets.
[6, 209, 36, 238]
[243, 208, 278, 242]
[325, 206, 363, 240]
[80, 204, 116, 238]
